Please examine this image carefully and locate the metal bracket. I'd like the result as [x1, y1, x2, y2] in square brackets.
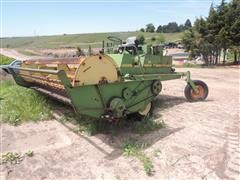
[57, 70, 72, 88]
[8, 67, 31, 87]
[185, 71, 199, 93]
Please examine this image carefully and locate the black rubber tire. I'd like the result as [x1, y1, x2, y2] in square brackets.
[184, 80, 209, 102]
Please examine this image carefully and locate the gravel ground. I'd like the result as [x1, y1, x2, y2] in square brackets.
[1, 67, 239, 180]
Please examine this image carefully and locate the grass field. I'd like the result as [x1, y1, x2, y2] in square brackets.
[1, 32, 183, 49]
[0, 79, 52, 125]
[0, 54, 14, 65]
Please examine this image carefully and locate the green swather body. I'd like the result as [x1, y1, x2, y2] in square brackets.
[5, 36, 209, 120]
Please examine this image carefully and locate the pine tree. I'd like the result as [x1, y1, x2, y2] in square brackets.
[184, 19, 192, 29]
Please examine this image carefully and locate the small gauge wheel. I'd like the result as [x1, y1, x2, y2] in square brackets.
[184, 80, 208, 102]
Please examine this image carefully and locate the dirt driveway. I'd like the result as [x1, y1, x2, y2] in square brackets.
[1, 68, 239, 180]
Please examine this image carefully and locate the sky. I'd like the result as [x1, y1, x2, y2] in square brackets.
[1, 0, 229, 37]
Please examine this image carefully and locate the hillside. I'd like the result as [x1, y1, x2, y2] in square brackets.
[1, 32, 183, 49]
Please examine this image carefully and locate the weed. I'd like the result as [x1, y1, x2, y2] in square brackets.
[0, 152, 23, 165]
[153, 149, 162, 157]
[25, 151, 34, 157]
[139, 154, 154, 176]
[0, 80, 52, 125]
[133, 116, 164, 135]
[1, 151, 34, 165]
[123, 139, 140, 156]
[58, 116, 68, 123]
[123, 138, 154, 175]
[115, 175, 121, 180]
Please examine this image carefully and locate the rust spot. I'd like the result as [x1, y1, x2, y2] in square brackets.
[98, 77, 108, 84]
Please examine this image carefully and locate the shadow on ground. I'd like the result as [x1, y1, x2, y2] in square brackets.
[154, 95, 187, 110]
[52, 94, 187, 160]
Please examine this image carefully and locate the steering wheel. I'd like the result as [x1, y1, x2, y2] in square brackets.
[107, 36, 122, 43]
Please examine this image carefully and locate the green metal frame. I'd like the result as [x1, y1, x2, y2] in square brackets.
[6, 40, 202, 119]
[8, 66, 198, 119]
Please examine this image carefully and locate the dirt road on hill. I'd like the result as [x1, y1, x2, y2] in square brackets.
[0, 48, 30, 60]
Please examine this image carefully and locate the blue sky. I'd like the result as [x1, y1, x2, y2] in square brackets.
[1, 0, 227, 37]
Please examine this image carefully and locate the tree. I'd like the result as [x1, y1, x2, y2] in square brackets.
[156, 20, 191, 33]
[156, 25, 163, 33]
[184, 19, 192, 29]
[182, 0, 239, 65]
[194, 17, 208, 36]
[137, 34, 145, 45]
[182, 29, 200, 59]
[178, 24, 185, 32]
[140, 28, 145, 32]
[164, 22, 179, 33]
[226, 0, 240, 64]
[162, 25, 167, 33]
[146, 23, 155, 32]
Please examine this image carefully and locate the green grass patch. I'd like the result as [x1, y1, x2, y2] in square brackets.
[72, 118, 107, 136]
[123, 138, 154, 175]
[0, 80, 52, 125]
[73, 119, 107, 136]
[0, 54, 14, 65]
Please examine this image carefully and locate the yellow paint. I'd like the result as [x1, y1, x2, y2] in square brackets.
[143, 64, 152, 67]
[154, 64, 171, 67]
[73, 55, 120, 86]
[138, 103, 151, 116]
[121, 64, 132, 68]
[143, 64, 171, 67]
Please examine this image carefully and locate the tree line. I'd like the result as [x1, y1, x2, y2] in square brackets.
[140, 19, 192, 33]
[182, 0, 240, 65]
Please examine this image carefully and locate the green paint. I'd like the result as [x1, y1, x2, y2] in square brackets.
[6, 41, 206, 119]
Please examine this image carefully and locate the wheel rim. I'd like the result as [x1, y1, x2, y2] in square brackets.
[191, 85, 205, 100]
[138, 103, 151, 116]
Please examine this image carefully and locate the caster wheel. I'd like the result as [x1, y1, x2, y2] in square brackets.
[184, 80, 208, 102]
